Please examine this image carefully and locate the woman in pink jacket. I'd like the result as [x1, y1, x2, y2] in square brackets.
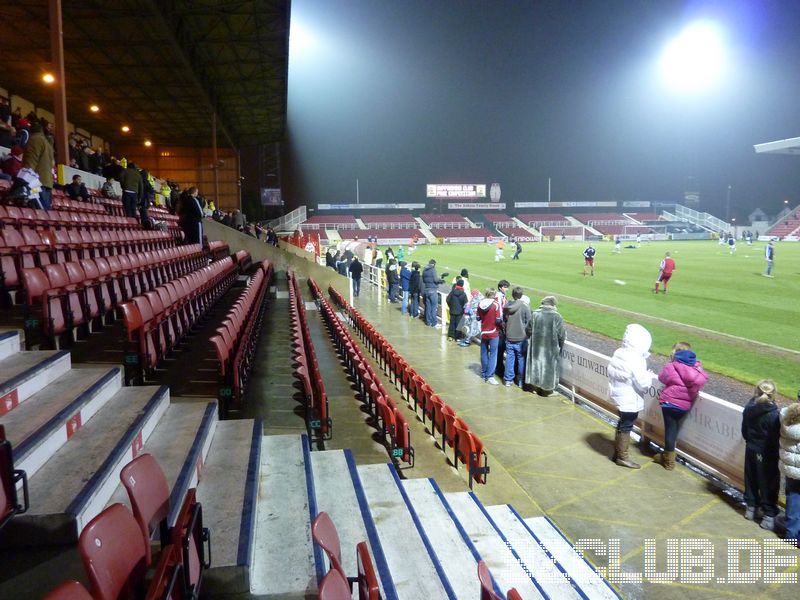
[656, 342, 709, 470]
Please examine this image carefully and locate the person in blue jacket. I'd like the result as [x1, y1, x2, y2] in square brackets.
[399, 261, 412, 315]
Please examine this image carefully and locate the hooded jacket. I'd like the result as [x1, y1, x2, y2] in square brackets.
[409, 268, 421, 294]
[386, 263, 399, 285]
[607, 324, 653, 413]
[657, 350, 709, 412]
[22, 131, 54, 187]
[742, 396, 780, 454]
[477, 297, 501, 339]
[446, 285, 468, 319]
[400, 265, 412, 291]
[421, 264, 443, 292]
[504, 300, 531, 343]
[779, 403, 800, 480]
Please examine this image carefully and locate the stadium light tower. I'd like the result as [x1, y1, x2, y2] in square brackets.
[660, 21, 727, 93]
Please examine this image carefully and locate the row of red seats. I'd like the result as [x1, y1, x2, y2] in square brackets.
[312, 511, 379, 599]
[310, 279, 412, 466]
[327, 286, 488, 488]
[120, 256, 238, 383]
[0, 205, 141, 230]
[288, 272, 331, 441]
[20, 245, 206, 348]
[44, 453, 209, 600]
[208, 240, 230, 261]
[210, 258, 271, 414]
[0, 425, 28, 532]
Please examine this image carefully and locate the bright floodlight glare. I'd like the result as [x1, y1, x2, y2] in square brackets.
[660, 21, 726, 92]
[289, 21, 315, 58]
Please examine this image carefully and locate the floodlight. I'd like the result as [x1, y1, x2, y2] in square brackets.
[90, 104, 100, 113]
[660, 21, 726, 92]
[42, 73, 55, 84]
[121, 125, 130, 133]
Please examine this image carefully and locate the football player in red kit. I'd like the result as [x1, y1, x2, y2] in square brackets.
[654, 252, 675, 294]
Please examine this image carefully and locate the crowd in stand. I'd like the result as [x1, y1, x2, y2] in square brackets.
[210, 209, 280, 245]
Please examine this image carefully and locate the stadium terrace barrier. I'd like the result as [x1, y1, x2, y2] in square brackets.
[558, 341, 746, 490]
[325, 284, 492, 487]
[288, 271, 331, 441]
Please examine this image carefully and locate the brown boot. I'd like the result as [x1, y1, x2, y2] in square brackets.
[614, 432, 641, 469]
[654, 451, 677, 470]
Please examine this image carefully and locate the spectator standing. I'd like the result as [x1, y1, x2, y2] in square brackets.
[119, 161, 143, 218]
[445, 278, 468, 342]
[348, 256, 363, 297]
[65, 174, 90, 202]
[399, 261, 412, 315]
[408, 261, 422, 318]
[503, 287, 531, 387]
[178, 186, 204, 245]
[607, 324, 654, 469]
[741, 380, 781, 530]
[477, 289, 502, 384]
[655, 342, 709, 470]
[525, 296, 566, 396]
[452, 268, 471, 299]
[386, 259, 400, 303]
[495, 280, 510, 376]
[374, 247, 384, 269]
[422, 259, 445, 327]
[231, 209, 246, 231]
[780, 394, 800, 546]
[22, 122, 54, 209]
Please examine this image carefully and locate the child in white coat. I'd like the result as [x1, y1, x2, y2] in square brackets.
[607, 324, 655, 469]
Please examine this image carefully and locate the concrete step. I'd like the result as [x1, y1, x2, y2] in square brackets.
[486, 504, 583, 600]
[0, 330, 21, 361]
[444, 492, 546, 599]
[199, 419, 262, 596]
[0, 350, 71, 416]
[310, 449, 391, 598]
[401, 478, 481, 599]
[357, 463, 452, 600]
[2, 367, 122, 479]
[250, 433, 318, 598]
[524, 516, 620, 600]
[108, 402, 218, 532]
[0, 385, 170, 546]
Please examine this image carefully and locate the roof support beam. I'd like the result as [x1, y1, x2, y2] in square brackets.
[144, 0, 238, 151]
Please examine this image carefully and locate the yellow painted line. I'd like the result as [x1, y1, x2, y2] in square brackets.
[548, 462, 658, 514]
[767, 562, 800, 593]
[548, 510, 674, 533]
[507, 439, 589, 472]
[509, 468, 608, 484]
[646, 580, 754, 599]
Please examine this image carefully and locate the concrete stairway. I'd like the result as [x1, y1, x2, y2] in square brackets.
[512, 217, 540, 236]
[249, 437, 619, 599]
[0, 330, 263, 595]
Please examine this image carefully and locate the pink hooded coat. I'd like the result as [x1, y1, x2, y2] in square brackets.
[658, 359, 708, 411]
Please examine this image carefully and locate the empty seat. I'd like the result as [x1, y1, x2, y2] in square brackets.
[312, 511, 346, 578]
[356, 541, 380, 600]
[42, 581, 94, 600]
[318, 568, 351, 600]
[79, 503, 148, 600]
[478, 560, 503, 600]
[120, 453, 170, 564]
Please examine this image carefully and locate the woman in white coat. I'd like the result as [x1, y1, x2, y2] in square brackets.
[607, 324, 655, 469]
[779, 400, 800, 546]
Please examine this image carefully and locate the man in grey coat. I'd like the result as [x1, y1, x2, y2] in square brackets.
[525, 296, 566, 395]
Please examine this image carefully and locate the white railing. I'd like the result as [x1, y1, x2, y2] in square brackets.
[267, 205, 307, 232]
[674, 204, 729, 233]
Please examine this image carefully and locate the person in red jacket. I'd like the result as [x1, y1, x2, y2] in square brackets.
[655, 341, 709, 470]
[654, 252, 676, 294]
[477, 288, 502, 385]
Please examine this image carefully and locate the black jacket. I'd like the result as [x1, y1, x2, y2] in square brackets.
[386, 264, 399, 285]
[348, 260, 363, 279]
[741, 398, 781, 454]
[446, 286, 468, 317]
[408, 270, 421, 294]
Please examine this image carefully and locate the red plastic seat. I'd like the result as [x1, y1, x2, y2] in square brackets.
[478, 560, 503, 600]
[120, 453, 170, 565]
[144, 545, 183, 600]
[42, 581, 94, 600]
[312, 512, 346, 578]
[79, 503, 148, 600]
[356, 542, 380, 600]
[456, 425, 489, 487]
[318, 569, 351, 600]
[506, 588, 524, 600]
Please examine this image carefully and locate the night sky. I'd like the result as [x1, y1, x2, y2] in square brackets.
[284, 0, 800, 219]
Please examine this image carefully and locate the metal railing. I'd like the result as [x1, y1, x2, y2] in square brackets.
[674, 204, 729, 233]
[266, 205, 307, 232]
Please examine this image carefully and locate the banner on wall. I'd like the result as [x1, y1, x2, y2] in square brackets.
[316, 203, 425, 210]
[447, 202, 506, 210]
[622, 201, 651, 207]
[427, 184, 486, 198]
[560, 341, 745, 488]
[514, 201, 618, 208]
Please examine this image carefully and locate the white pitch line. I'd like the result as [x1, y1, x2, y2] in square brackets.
[451, 267, 800, 357]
